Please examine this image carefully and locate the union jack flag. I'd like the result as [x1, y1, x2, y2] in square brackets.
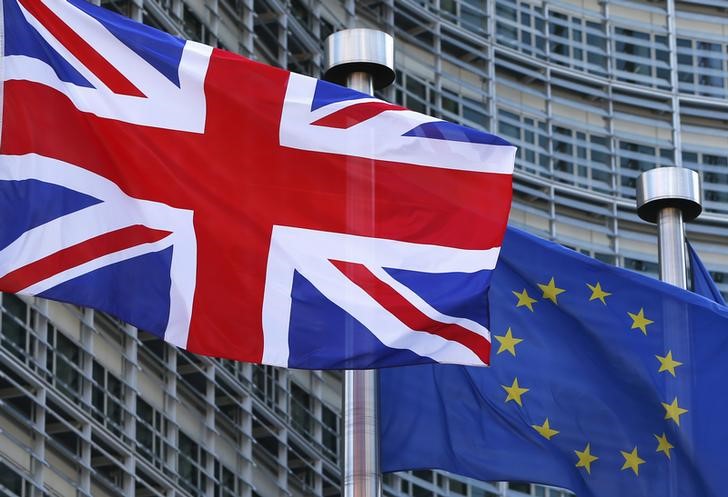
[0, 0, 515, 368]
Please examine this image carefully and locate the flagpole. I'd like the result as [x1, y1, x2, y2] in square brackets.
[636, 167, 702, 288]
[322, 29, 395, 497]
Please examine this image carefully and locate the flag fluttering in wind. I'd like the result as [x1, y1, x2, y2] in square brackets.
[687, 241, 726, 306]
[0, 0, 515, 368]
[381, 227, 728, 497]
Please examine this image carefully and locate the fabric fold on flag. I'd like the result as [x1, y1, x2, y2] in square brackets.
[0, 0, 515, 368]
[687, 241, 726, 306]
[380, 226, 728, 497]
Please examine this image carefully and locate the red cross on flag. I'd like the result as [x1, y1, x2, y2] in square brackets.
[0, 0, 515, 368]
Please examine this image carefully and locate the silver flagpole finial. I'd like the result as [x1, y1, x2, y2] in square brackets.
[636, 167, 702, 288]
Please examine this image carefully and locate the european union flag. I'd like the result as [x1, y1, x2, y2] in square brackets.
[688, 240, 726, 306]
[380, 227, 728, 497]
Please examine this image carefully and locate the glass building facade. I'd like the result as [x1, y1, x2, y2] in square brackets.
[1, 0, 727, 496]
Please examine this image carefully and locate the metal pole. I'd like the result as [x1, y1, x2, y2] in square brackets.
[656, 207, 687, 288]
[347, 72, 374, 95]
[636, 167, 702, 497]
[343, 366, 380, 496]
[343, 69, 377, 497]
[636, 167, 702, 288]
[322, 29, 395, 497]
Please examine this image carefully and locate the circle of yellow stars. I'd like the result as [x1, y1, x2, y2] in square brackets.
[503, 275, 688, 478]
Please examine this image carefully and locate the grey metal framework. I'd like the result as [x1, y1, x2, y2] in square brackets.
[1, 294, 344, 497]
[1, 0, 727, 497]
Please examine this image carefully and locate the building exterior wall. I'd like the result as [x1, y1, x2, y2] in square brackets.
[1, 1, 727, 497]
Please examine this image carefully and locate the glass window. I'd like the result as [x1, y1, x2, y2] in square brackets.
[290, 382, 313, 439]
[614, 27, 670, 87]
[182, 4, 203, 40]
[676, 37, 727, 96]
[47, 326, 83, 401]
[322, 403, 339, 461]
[509, 482, 531, 492]
[441, 0, 456, 14]
[252, 365, 284, 414]
[624, 257, 658, 274]
[705, 190, 728, 203]
[215, 461, 237, 497]
[496, 2, 517, 22]
[441, 93, 460, 116]
[100, 0, 132, 16]
[449, 479, 468, 494]
[0, 461, 27, 497]
[497, 21, 519, 48]
[463, 98, 488, 128]
[461, 1, 486, 34]
[405, 76, 428, 114]
[413, 470, 433, 482]
[136, 398, 167, 470]
[92, 361, 125, 436]
[499, 120, 520, 139]
[179, 432, 208, 495]
[1, 294, 29, 361]
[412, 484, 431, 497]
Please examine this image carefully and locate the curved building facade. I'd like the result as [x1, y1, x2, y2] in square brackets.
[368, 0, 728, 295]
[1, 1, 726, 497]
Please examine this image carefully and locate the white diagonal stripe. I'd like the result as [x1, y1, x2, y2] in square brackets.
[0, 153, 198, 348]
[262, 225, 493, 367]
[6, 0, 212, 131]
[280, 72, 516, 174]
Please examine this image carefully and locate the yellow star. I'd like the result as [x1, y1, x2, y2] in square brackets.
[662, 397, 688, 426]
[532, 418, 559, 440]
[502, 377, 529, 407]
[620, 447, 645, 476]
[513, 289, 537, 311]
[654, 433, 674, 459]
[495, 328, 523, 356]
[538, 277, 565, 304]
[575, 443, 599, 474]
[628, 308, 654, 335]
[655, 351, 683, 377]
[587, 282, 611, 305]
